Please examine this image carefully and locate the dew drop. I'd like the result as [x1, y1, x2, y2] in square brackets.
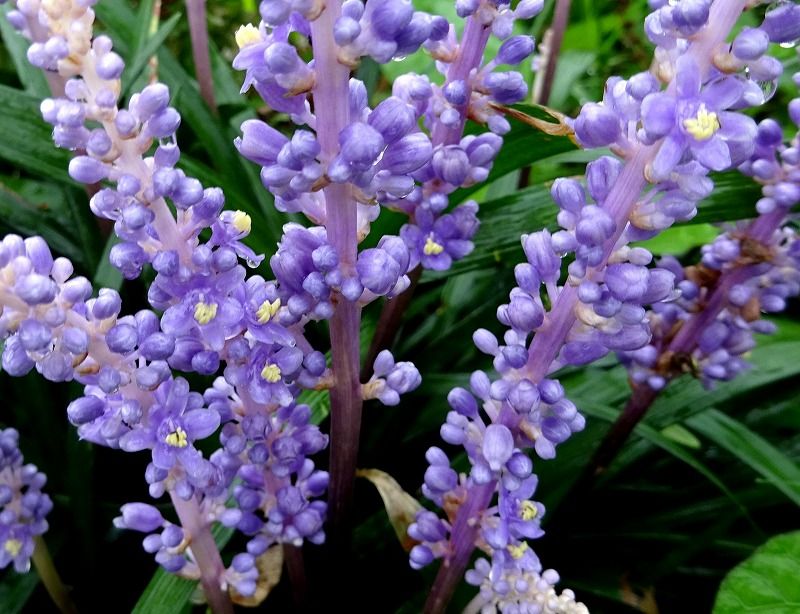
[744, 67, 778, 103]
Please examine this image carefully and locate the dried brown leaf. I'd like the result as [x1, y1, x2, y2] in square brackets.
[357, 468, 422, 552]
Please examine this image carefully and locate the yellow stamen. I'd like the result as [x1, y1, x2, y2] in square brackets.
[508, 542, 529, 560]
[683, 106, 720, 141]
[4, 539, 22, 557]
[256, 298, 281, 324]
[165, 426, 189, 448]
[232, 210, 252, 234]
[193, 301, 218, 325]
[235, 24, 261, 49]
[423, 236, 445, 256]
[519, 500, 539, 521]
[261, 363, 282, 383]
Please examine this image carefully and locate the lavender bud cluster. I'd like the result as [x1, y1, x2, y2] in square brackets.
[0, 428, 52, 573]
[411, 1, 800, 609]
[622, 94, 800, 390]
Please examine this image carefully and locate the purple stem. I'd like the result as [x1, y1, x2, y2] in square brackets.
[309, 2, 363, 534]
[423, 482, 496, 614]
[536, 0, 572, 106]
[185, 0, 217, 113]
[578, 206, 788, 485]
[432, 17, 491, 147]
[283, 544, 308, 611]
[169, 492, 232, 614]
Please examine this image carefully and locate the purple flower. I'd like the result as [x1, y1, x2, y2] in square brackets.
[641, 55, 756, 179]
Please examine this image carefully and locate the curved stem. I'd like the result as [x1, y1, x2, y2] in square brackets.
[424, 482, 496, 614]
[169, 492, 232, 614]
[309, 1, 363, 536]
[185, 0, 217, 113]
[31, 536, 78, 614]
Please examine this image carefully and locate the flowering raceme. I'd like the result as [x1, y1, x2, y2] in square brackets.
[409, 2, 800, 612]
[0, 0, 545, 608]
[0, 429, 51, 573]
[0, 0, 797, 612]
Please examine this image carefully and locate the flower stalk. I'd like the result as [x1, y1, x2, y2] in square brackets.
[31, 536, 79, 614]
[169, 492, 232, 614]
[185, 0, 217, 112]
[309, 0, 363, 534]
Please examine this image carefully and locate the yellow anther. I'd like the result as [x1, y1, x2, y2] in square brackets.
[165, 426, 189, 448]
[519, 500, 539, 521]
[256, 298, 282, 324]
[193, 301, 218, 325]
[3, 539, 22, 557]
[232, 210, 252, 234]
[261, 363, 282, 383]
[683, 106, 720, 141]
[235, 24, 261, 49]
[508, 542, 529, 560]
[423, 235, 445, 256]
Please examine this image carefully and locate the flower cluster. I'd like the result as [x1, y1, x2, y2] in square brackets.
[234, 0, 544, 273]
[0, 428, 52, 573]
[4, 0, 798, 611]
[622, 102, 800, 390]
[1, 0, 337, 601]
[0, 229, 330, 595]
[466, 563, 589, 614]
[411, 1, 797, 608]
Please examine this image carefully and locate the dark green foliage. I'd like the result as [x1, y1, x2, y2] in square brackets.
[0, 1, 797, 612]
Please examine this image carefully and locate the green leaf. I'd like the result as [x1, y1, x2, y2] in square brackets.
[688, 409, 800, 507]
[0, 567, 40, 614]
[713, 531, 800, 613]
[123, 11, 183, 98]
[0, 180, 93, 268]
[638, 223, 720, 256]
[578, 401, 750, 517]
[132, 523, 234, 614]
[0, 5, 51, 98]
[0, 84, 71, 183]
[660, 424, 702, 449]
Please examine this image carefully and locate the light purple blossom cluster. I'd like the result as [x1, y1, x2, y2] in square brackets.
[410, 1, 799, 611]
[622, 102, 800, 390]
[0, 428, 52, 573]
[0, 0, 338, 605]
[234, 0, 543, 274]
[2, 0, 798, 611]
